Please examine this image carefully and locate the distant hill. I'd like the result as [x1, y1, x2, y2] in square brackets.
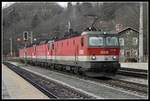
[2, 2, 148, 56]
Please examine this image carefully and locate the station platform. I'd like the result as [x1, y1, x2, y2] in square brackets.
[2, 64, 49, 99]
[120, 63, 148, 70]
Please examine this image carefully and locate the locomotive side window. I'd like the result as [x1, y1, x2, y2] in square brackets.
[52, 43, 54, 49]
[48, 41, 55, 50]
[81, 37, 84, 47]
[48, 43, 51, 50]
[73, 40, 75, 45]
[67, 41, 69, 46]
[34, 46, 36, 52]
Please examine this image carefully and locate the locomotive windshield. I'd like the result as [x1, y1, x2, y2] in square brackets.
[106, 37, 118, 46]
[89, 37, 104, 46]
[88, 36, 119, 47]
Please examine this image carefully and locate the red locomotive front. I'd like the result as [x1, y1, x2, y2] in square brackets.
[78, 31, 120, 77]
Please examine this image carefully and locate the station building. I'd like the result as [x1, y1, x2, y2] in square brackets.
[117, 27, 139, 62]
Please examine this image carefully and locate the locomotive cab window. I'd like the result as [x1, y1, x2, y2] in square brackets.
[89, 37, 104, 46]
[106, 37, 119, 46]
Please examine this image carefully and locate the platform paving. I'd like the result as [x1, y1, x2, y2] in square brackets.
[2, 80, 10, 99]
[120, 63, 148, 70]
[2, 64, 49, 99]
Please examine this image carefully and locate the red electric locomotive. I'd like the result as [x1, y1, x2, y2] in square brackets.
[19, 30, 120, 77]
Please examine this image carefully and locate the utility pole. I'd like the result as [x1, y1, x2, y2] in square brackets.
[25, 41, 27, 66]
[139, 2, 143, 62]
[68, 20, 71, 32]
[30, 31, 33, 44]
[9, 38, 13, 56]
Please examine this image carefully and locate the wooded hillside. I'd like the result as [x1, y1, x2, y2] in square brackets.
[2, 2, 148, 56]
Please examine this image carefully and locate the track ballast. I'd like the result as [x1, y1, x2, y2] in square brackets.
[3, 62, 93, 99]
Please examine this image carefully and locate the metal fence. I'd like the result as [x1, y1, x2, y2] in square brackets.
[119, 55, 148, 62]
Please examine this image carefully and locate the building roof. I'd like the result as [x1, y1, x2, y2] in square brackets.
[118, 27, 139, 35]
[81, 31, 118, 35]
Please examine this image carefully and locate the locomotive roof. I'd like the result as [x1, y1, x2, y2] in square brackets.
[25, 31, 118, 48]
[81, 31, 118, 35]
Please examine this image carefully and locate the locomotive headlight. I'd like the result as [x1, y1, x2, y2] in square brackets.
[91, 56, 96, 60]
[112, 56, 117, 60]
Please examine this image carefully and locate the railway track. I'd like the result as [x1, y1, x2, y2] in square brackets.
[4, 61, 148, 97]
[48, 66, 148, 96]
[91, 77, 148, 96]
[117, 68, 148, 79]
[3, 62, 93, 99]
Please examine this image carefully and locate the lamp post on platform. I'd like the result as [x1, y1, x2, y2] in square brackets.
[9, 38, 13, 57]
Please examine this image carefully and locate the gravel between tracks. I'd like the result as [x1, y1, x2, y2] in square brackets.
[7, 61, 148, 99]
[3, 62, 94, 99]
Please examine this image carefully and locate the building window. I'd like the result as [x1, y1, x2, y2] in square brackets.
[125, 50, 130, 57]
[126, 31, 130, 35]
[120, 49, 124, 56]
[131, 49, 138, 57]
[130, 30, 133, 33]
[134, 50, 138, 56]
[132, 37, 138, 45]
[119, 38, 124, 46]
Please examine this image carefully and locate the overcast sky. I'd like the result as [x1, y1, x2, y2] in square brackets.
[2, 2, 15, 8]
[2, 2, 78, 9]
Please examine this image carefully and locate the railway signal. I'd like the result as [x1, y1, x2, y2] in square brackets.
[23, 31, 28, 65]
[23, 31, 34, 44]
[23, 31, 28, 41]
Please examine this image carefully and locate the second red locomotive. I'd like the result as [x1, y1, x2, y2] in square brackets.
[19, 31, 120, 77]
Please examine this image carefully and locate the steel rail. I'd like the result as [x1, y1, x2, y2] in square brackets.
[4, 61, 148, 97]
[3, 62, 92, 99]
[117, 68, 148, 79]
[3, 62, 58, 98]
